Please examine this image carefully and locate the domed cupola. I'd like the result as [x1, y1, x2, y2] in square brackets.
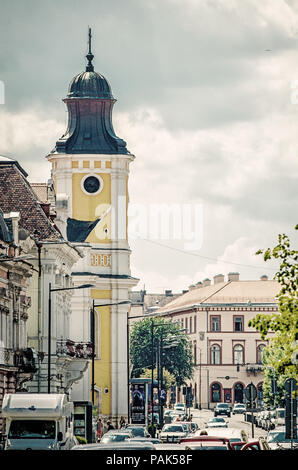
[52, 28, 128, 155]
[67, 70, 114, 100]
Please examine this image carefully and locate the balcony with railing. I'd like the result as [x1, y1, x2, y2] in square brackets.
[246, 364, 263, 376]
[0, 347, 37, 373]
[56, 340, 93, 359]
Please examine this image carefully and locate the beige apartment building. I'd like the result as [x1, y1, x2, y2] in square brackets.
[156, 272, 280, 409]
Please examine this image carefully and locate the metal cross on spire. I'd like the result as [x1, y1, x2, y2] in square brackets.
[86, 26, 94, 72]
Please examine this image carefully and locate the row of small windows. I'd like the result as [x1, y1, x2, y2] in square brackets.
[190, 342, 266, 365]
[209, 343, 265, 365]
[178, 314, 246, 333]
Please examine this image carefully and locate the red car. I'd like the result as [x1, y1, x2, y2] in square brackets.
[180, 435, 232, 450]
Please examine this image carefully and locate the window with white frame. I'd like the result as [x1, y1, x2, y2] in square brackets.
[234, 344, 244, 364]
[211, 344, 221, 365]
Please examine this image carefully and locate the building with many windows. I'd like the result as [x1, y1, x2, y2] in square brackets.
[156, 272, 279, 408]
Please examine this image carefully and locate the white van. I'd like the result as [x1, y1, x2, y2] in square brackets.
[2, 393, 75, 450]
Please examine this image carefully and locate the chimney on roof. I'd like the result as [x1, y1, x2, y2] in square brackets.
[202, 278, 211, 287]
[188, 284, 196, 291]
[213, 274, 225, 284]
[260, 275, 268, 281]
[228, 272, 239, 282]
[196, 282, 203, 289]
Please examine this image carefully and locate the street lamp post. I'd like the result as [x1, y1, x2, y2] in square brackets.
[47, 283, 94, 394]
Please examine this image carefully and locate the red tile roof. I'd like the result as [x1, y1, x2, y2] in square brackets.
[0, 161, 60, 241]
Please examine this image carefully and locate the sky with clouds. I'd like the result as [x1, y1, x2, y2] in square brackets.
[0, 0, 297, 292]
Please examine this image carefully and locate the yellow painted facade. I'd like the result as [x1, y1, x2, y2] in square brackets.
[91, 289, 111, 415]
[72, 172, 111, 243]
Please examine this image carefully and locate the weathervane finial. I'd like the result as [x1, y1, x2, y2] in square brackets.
[86, 26, 94, 72]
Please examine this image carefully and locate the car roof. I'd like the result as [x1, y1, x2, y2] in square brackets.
[181, 435, 230, 443]
[72, 441, 156, 450]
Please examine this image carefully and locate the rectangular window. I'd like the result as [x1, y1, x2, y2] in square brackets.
[211, 316, 220, 332]
[190, 317, 192, 334]
[185, 318, 188, 333]
[234, 316, 243, 332]
[194, 315, 197, 333]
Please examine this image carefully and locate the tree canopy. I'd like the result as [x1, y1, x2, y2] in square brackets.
[248, 225, 298, 401]
[130, 316, 194, 387]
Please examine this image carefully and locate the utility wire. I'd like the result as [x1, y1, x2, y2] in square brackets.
[142, 238, 277, 272]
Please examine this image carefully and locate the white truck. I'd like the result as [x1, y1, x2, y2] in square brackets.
[2, 393, 75, 450]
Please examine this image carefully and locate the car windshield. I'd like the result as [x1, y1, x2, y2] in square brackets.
[267, 432, 298, 443]
[8, 420, 55, 439]
[209, 418, 225, 423]
[277, 410, 285, 418]
[162, 425, 184, 433]
[101, 434, 130, 443]
[127, 427, 146, 437]
[217, 404, 229, 408]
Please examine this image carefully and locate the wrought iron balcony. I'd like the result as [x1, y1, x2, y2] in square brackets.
[246, 364, 263, 375]
[56, 340, 93, 359]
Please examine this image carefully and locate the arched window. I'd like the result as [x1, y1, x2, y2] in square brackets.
[211, 344, 221, 365]
[211, 383, 221, 403]
[257, 344, 265, 364]
[233, 344, 244, 364]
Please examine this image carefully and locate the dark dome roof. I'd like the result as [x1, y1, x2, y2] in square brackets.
[67, 70, 114, 100]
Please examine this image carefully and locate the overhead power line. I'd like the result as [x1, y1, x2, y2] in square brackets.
[141, 238, 277, 272]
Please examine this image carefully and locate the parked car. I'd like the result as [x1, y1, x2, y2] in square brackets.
[232, 403, 246, 414]
[230, 438, 270, 451]
[188, 422, 199, 433]
[214, 403, 231, 417]
[127, 437, 161, 445]
[100, 430, 133, 444]
[260, 410, 270, 430]
[255, 410, 265, 428]
[169, 411, 187, 422]
[264, 410, 276, 431]
[271, 408, 285, 428]
[204, 427, 248, 446]
[124, 425, 151, 438]
[181, 435, 231, 450]
[179, 422, 192, 434]
[266, 426, 298, 450]
[72, 441, 156, 450]
[174, 403, 186, 413]
[206, 417, 228, 428]
[159, 423, 188, 443]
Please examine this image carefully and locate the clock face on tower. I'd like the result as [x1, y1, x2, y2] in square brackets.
[83, 175, 101, 194]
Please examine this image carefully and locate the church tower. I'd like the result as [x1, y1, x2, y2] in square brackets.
[47, 29, 138, 421]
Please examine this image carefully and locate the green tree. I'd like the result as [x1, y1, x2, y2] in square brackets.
[140, 368, 176, 390]
[130, 317, 194, 386]
[248, 226, 298, 399]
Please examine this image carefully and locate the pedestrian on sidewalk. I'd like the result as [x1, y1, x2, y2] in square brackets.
[119, 416, 126, 428]
[96, 418, 103, 442]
